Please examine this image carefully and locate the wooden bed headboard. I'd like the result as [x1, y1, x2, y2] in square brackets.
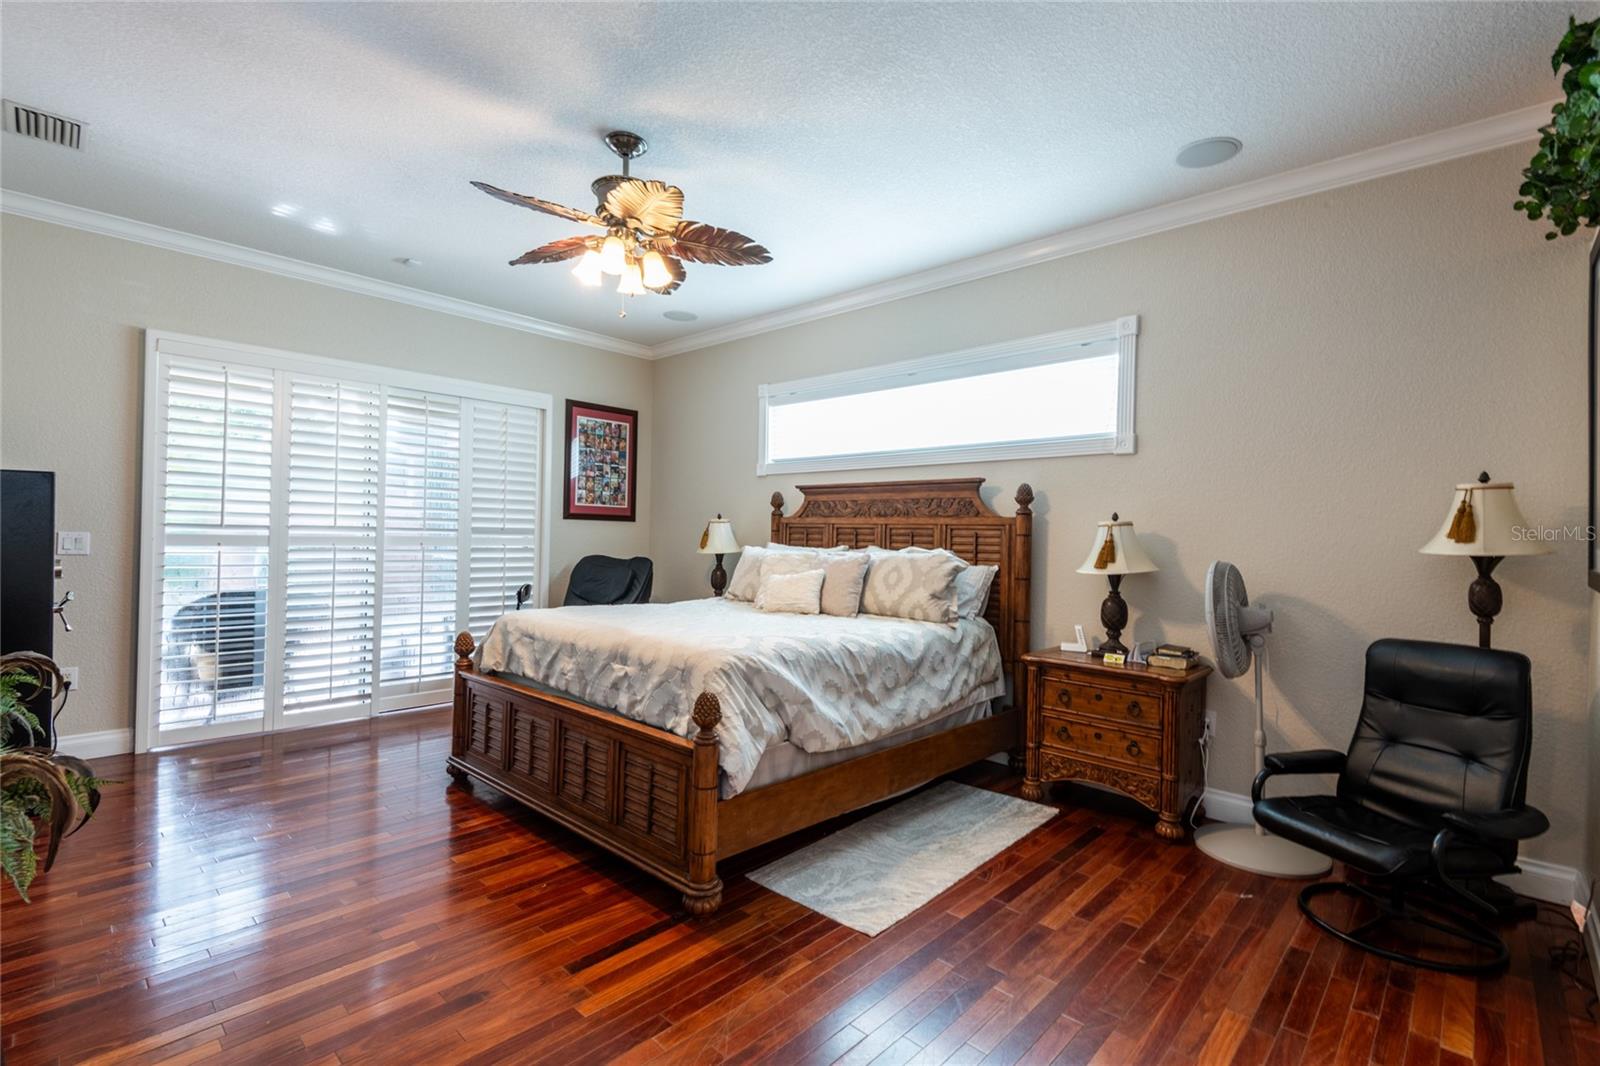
[770, 477, 1034, 698]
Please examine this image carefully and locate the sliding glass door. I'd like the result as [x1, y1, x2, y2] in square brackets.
[137, 332, 550, 751]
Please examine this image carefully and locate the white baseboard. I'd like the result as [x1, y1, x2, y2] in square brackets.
[1201, 787, 1581, 906]
[54, 728, 134, 759]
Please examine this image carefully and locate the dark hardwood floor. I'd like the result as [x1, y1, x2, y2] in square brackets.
[2, 710, 1594, 1065]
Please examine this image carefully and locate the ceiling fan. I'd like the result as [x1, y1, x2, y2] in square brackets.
[472, 130, 771, 310]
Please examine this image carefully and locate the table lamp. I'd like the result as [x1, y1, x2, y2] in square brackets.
[698, 515, 741, 597]
[1419, 472, 1549, 648]
[1076, 513, 1158, 656]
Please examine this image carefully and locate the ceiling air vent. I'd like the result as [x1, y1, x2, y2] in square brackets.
[2, 100, 83, 149]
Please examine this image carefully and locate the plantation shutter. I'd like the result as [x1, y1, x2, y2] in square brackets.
[466, 401, 542, 635]
[140, 333, 550, 749]
[283, 376, 381, 716]
[380, 388, 461, 699]
[152, 357, 274, 735]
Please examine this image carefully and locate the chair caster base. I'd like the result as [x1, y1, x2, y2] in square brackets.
[1299, 880, 1510, 975]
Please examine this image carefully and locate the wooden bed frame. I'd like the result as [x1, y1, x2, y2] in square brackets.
[447, 477, 1033, 914]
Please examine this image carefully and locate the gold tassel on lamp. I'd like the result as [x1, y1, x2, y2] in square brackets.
[1445, 490, 1476, 545]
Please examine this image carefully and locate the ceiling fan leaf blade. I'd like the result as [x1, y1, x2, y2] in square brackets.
[508, 235, 593, 265]
[471, 181, 603, 226]
[645, 253, 686, 295]
[603, 179, 685, 234]
[664, 221, 772, 266]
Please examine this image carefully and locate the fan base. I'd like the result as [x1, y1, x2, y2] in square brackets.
[1194, 824, 1332, 878]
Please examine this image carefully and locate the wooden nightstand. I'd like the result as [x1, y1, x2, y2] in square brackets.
[1020, 648, 1210, 840]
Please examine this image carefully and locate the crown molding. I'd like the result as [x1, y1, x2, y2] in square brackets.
[0, 190, 655, 360]
[650, 100, 1555, 358]
[2, 101, 1554, 362]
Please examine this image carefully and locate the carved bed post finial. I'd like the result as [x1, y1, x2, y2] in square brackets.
[692, 691, 722, 739]
[685, 691, 724, 915]
[1015, 483, 1034, 515]
[454, 631, 476, 671]
[770, 491, 785, 545]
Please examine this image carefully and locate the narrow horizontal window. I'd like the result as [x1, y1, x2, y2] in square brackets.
[757, 317, 1137, 476]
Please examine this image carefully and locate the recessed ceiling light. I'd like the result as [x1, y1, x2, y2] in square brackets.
[663, 310, 698, 322]
[1176, 137, 1242, 169]
[270, 203, 299, 218]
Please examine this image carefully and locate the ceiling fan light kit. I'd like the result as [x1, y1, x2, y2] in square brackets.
[473, 129, 771, 315]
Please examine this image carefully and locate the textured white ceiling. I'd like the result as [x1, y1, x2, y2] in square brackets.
[0, 2, 1580, 347]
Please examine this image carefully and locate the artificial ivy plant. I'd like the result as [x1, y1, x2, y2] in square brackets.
[1517, 17, 1600, 239]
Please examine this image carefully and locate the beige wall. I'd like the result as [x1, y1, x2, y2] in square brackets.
[0, 214, 653, 738]
[650, 146, 1594, 871]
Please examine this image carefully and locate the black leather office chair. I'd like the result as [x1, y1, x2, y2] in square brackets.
[562, 555, 653, 607]
[1252, 638, 1547, 974]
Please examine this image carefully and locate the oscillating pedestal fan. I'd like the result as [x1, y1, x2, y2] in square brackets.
[1193, 561, 1332, 878]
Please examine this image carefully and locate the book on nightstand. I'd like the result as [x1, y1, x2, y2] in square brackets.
[1147, 645, 1199, 672]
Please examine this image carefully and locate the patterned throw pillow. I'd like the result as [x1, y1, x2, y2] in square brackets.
[872, 545, 996, 619]
[860, 551, 962, 624]
[754, 568, 826, 615]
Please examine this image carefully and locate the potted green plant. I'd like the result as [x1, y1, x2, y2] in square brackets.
[1, 652, 102, 900]
[1517, 17, 1600, 239]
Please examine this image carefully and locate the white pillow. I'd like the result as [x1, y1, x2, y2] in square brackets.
[816, 552, 871, 618]
[955, 565, 998, 618]
[755, 568, 826, 614]
[860, 551, 962, 624]
[761, 550, 827, 580]
[725, 546, 770, 601]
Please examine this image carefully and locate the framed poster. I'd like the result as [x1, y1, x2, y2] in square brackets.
[1590, 234, 1600, 590]
[564, 400, 638, 521]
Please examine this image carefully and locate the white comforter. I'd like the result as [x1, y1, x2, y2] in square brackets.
[476, 598, 1003, 796]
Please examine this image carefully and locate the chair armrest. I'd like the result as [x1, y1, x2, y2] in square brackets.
[1263, 750, 1346, 775]
[1251, 749, 1345, 805]
[1440, 807, 1549, 842]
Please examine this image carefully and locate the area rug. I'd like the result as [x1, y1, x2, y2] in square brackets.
[746, 780, 1056, 935]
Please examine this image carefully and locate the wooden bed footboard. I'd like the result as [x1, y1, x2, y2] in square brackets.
[447, 633, 724, 913]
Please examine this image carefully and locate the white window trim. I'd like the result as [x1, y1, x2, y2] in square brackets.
[135, 329, 554, 753]
[755, 316, 1138, 477]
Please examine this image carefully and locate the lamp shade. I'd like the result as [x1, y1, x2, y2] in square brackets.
[1076, 515, 1159, 575]
[1419, 475, 1550, 557]
[698, 515, 740, 555]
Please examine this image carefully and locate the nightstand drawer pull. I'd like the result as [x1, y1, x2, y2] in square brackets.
[1126, 740, 1142, 759]
[1054, 724, 1072, 743]
[1055, 690, 1072, 708]
[1126, 700, 1143, 718]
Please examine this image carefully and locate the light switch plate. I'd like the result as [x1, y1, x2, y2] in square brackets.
[57, 531, 90, 555]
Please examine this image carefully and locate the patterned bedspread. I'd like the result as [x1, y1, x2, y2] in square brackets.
[475, 598, 1003, 796]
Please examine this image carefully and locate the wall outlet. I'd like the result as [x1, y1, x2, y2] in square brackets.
[57, 531, 90, 555]
[59, 667, 79, 691]
[1203, 709, 1217, 741]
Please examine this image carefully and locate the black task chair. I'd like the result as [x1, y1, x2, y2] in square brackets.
[1251, 638, 1547, 975]
[562, 555, 653, 607]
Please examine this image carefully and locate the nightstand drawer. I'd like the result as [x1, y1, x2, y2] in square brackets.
[1040, 675, 1158, 729]
[1040, 712, 1160, 772]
